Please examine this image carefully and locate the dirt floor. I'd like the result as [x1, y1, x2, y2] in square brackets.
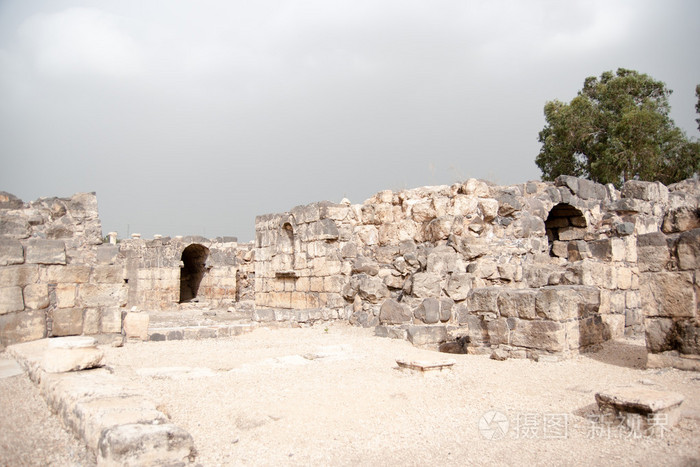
[2, 323, 700, 466]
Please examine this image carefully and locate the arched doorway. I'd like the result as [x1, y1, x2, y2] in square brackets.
[545, 203, 586, 256]
[179, 244, 210, 303]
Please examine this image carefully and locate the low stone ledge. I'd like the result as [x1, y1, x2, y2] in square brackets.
[6, 338, 197, 465]
[647, 352, 700, 372]
[148, 323, 257, 341]
[396, 358, 456, 373]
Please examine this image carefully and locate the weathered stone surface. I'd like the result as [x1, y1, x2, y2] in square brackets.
[101, 308, 123, 333]
[662, 206, 700, 233]
[42, 265, 91, 283]
[497, 289, 536, 319]
[23, 283, 49, 310]
[352, 257, 379, 276]
[0, 310, 45, 347]
[25, 239, 66, 265]
[379, 299, 412, 325]
[445, 273, 471, 301]
[0, 239, 24, 266]
[490, 348, 509, 361]
[98, 423, 197, 467]
[595, 387, 683, 436]
[406, 325, 447, 346]
[645, 317, 674, 353]
[510, 320, 566, 352]
[42, 337, 104, 373]
[0, 286, 24, 314]
[467, 288, 499, 313]
[636, 232, 670, 272]
[79, 283, 126, 308]
[0, 214, 30, 238]
[535, 286, 600, 321]
[124, 312, 149, 340]
[96, 245, 120, 264]
[357, 275, 390, 304]
[622, 180, 669, 203]
[0, 191, 24, 209]
[640, 271, 695, 318]
[426, 247, 464, 275]
[411, 272, 441, 298]
[0, 265, 39, 287]
[414, 298, 440, 324]
[51, 308, 84, 336]
[677, 228, 700, 271]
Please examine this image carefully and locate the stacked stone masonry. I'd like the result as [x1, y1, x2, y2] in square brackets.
[2, 175, 699, 368]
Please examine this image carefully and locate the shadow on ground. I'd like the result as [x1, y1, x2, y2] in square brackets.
[583, 338, 648, 369]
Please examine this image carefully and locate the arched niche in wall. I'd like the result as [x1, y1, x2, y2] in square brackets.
[545, 203, 587, 257]
[179, 243, 210, 303]
[275, 221, 297, 277]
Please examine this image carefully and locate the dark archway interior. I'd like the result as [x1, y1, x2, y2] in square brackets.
[179, 244, 210, 303]
[545, 203, 586, 256]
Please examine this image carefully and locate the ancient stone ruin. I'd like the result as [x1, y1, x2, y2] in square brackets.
[1, 175, 699, 370]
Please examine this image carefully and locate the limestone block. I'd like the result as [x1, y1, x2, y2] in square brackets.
[406, 325, 447, 346]
[426, 247, 464, 275]
[357, 275, 390, 304]
[56, 284, 77, 308]
[52, 308, 83, 336]
[0, 310, 45, 347]
[352, 257, 379, 276]
[445, 273, 472, 301]
[621, 180, 669, 202]
[601, 313, 625, 339]
[467, 288, 499, 313]
[0, 286, 24, 314]
[25, 239, 66, 265]
[78, 283, 126, 308]
[662, 207, 700, 234]
[478, 199, 499, 221]
[461, 179, 490, 198]
[425, 216, 454, 241]
[0, 265, 39, 287]
[0, 214, 29, 238]
[0, 239, 24, 266]
[379, 299, 412, 324]
[42, 265, 91, 283]
[91, 265, 123, 283]
[595, 387, 683, 436]
[645, 317, 674, 353]
[96, 245, 119, 264]
[535, 286, 600, 321]
[411, 272, 441, 299]
[23, 283, 48, 310]
[486, 317, 509, 345]
[42, 336, 104, 373]
[355, 225, 378, 246]
[677, 228, 700, 271]
[640, 271, 695, 318]
[616, 267, 633, 290]
[451, 195, 478, 216]
[414, 298, 440, 324]
[551, 241, 568, 258]
[510, 320, 566, 352]
[98, 423, 197, 467]
[558, 227, 586, 241]
[323, 276, 346, 294]
[497, 289, 536, 319]
[123, 312, 149, 340]
[79, 308, 98, 335]
[496, 193, 522, 216]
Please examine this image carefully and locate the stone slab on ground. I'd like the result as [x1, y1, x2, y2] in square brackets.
[396, 358, 456, 373]
[595, 386, 685, 436]
[6, 338, 198, 465]
[42, 336, 104, 373]
[148, 323, 257, 341]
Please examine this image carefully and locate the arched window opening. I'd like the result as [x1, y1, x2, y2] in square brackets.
[179, 244, 210, 303]
[545, 203, 586, 257]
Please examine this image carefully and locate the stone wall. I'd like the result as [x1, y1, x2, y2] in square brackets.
[120, 236, 254, 310]
[253, 176, 700, 361]
[0, 191, 124, 347]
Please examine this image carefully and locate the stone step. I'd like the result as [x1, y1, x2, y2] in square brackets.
[147, 323, 258, 342]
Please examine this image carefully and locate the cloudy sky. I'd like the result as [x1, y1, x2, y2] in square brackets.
[1, 1, 698, 241]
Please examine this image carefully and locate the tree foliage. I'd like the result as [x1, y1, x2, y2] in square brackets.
[536, 68, 700, 187]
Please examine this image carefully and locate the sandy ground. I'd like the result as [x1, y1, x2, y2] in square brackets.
[0, 357, 93, 466]
[2, 324, 700, 466]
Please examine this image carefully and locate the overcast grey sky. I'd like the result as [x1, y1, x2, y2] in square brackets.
[1, 1, 698, 241]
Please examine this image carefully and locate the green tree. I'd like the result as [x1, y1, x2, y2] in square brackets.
[536, 68, 700, 187]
